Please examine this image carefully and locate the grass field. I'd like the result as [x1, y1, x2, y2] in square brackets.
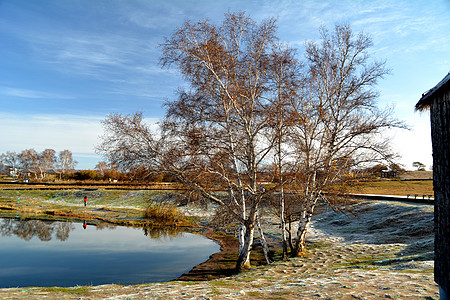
[1, 176, 434, 199]
[0, 189, 179, 208]
[349, 179, 433, 196]
[0, 189, 190, 228]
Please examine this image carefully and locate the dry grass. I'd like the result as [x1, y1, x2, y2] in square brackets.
[41, 286, 90, 295]
[349, 179, 433, 196]
[143, 202, 183, 224]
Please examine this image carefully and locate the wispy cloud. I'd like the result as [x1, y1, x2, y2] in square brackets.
[117, 0, 187, 30]
[1, 6, 161, 81]
[12, 26, 173, 105]
[0, 86, 74, 99]
[38, 33, 159, 78]
[350, 1, 450, 55]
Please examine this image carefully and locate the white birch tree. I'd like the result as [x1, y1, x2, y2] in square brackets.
[98, 12, 288, 271]
[286, 24, 405, 255]
[58, 149, 78, 174]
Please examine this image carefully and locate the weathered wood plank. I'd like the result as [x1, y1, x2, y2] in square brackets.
[429, 86, 450, 294]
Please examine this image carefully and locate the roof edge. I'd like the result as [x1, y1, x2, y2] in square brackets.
[415, 72, 450, 111]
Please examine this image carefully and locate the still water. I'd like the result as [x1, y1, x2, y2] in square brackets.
[0, 218, 220, 288]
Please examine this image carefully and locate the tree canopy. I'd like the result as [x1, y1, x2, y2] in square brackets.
[97, 12, 404, 271]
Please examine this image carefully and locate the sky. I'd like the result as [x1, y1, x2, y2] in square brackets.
[0, 0, 449, 170]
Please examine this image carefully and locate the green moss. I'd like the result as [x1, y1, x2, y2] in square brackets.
[208, 287, 221, 295]
[41, 286, 90, 294]
[331, 250, 401, 270]
[399, 269, 434, 274]
[178, 281, 198, 286]
[267, 291, 291, 300]
[246, 291, 263, 297]
[307, 241, 333, 250]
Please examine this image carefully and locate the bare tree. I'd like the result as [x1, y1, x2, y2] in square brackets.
[58, 150, 77, 174]
[98, 18, 405, 269]
[264, 45, 303, 259]
[0, 151, 19, 176]
[99, 12, 288, 271]
[284, 24, 405, 255]
[18, 149, 38, 178]
[95, 161, 109, 177]
[412, 161, 426, 171]
[37, 149, 56, 179]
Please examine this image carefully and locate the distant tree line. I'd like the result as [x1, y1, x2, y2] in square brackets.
[0, 148, 77, 179]
[93, 161, 178, 182]
[0, 149, 180, 182]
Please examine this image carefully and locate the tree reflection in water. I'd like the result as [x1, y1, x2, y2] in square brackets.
[142, 226, 183, 240]
[0, 218, 75, 242]
[0, 218, 184, 242]
[0, 217, 219, 288]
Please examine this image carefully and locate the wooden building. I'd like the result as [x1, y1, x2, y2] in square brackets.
[416, 72, 450, 298]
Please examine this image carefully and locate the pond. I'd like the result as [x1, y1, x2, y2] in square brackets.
[0, 218, 220, 288]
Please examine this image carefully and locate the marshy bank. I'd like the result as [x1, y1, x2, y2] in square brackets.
[0, 189, 192, 227]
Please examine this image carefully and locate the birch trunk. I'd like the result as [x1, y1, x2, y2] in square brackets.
[279, 184, 288, 259]
[287, 217, 294, 253]
[235, 223, 254, 271]
[292, 199, 317, 256]
[256, 215, 272, 264]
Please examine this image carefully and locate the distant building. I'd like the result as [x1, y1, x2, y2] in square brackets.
[416, 72, 450, 299]
[0, 164, 7, 175]
[0, 164, 18, 177]
[380, 170, 398, 178]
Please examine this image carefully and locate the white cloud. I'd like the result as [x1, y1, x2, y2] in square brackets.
[0, 113, 103, 154]
[388, 114, 433, 170]
[0, 112, 161, 169]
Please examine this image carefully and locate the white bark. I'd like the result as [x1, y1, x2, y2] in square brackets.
[237, 225, 254, 269]
[256, 215, 272, 264]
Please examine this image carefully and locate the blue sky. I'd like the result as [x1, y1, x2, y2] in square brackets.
[0, 0, 449, 170]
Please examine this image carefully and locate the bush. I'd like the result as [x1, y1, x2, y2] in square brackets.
[72, 170, 101, 181]
[143, 202, 182, 224]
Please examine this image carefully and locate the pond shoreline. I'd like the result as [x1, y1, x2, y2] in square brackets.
[176, 229, 239, 281]
[0, 195, 241, 283]
[0, 190, 439, 299]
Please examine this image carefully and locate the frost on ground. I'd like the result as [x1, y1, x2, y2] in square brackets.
[0, 198, 439, 299]
[309, 200, 434, 263]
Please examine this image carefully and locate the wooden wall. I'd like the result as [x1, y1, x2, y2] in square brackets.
[430, 88, 450, 294]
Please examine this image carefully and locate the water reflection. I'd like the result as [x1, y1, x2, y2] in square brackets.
[142, 226, 183, 240]
[0, 218, 220, 287]
[0, 218, 184, 241]
[0, 218, 74, 242]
